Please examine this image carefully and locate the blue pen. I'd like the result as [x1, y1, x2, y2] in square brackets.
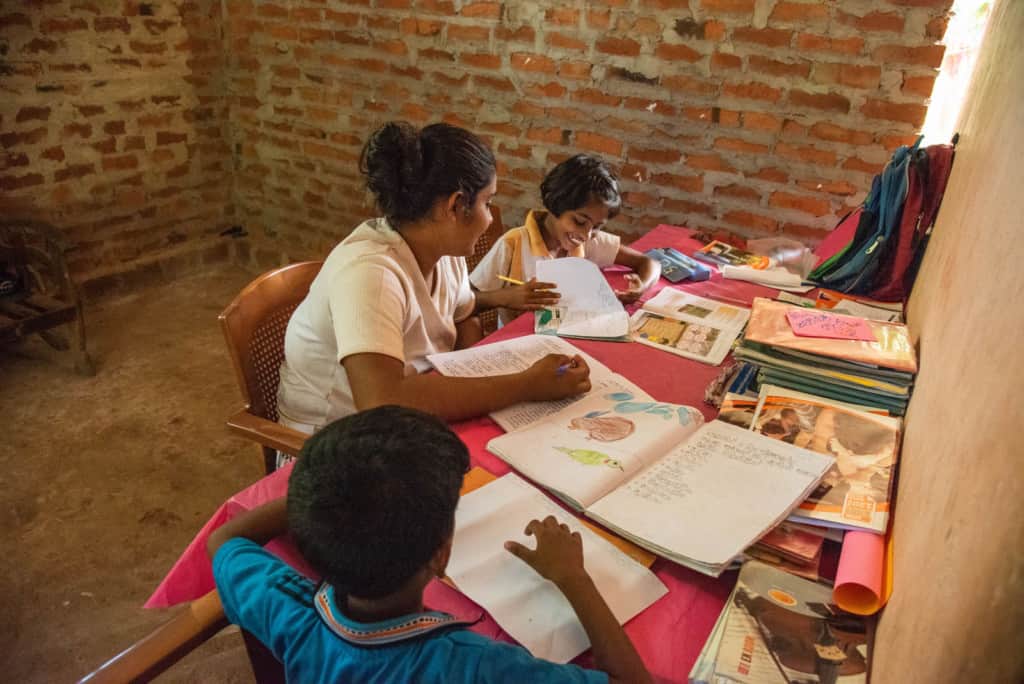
[556, 360, 577, 375]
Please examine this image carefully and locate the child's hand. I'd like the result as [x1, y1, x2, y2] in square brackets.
[499, 278, 561, 311]
[504, 515, 589, 588]
[521, 353, 591, 401]
[614, 273, 645, 304]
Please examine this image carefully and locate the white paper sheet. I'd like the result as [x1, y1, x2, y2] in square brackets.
[448, 474, 668, 663]
[427, 334, 612, 377]
[490, 373, 653, 433]
[587, 421, 834, 570]
[535, 258, 630, 338]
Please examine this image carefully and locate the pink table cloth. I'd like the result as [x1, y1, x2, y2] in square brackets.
[146, 224, 837, 682]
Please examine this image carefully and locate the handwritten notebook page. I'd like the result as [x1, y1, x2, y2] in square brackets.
[586, 421, 834, 573]
[447, 473, 668, 663]
[426, 334, 611, 377]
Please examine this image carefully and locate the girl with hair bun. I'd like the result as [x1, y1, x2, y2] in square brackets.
[275, 122, 590, 457]
[471, 154, 660, 327]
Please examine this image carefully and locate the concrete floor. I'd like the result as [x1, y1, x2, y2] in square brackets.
[1, 267, 269, 682]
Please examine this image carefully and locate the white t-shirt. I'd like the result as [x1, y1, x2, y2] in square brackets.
[470, 210, 620, 325]
[276, 218, 476, 431]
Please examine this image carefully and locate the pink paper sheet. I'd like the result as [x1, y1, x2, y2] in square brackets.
[786, 309, 875, 341]
[834, 529, 894, 615]
[145, 225, 838, 682]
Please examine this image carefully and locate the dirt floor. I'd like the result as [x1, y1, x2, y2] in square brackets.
[1, 266, 271, 682]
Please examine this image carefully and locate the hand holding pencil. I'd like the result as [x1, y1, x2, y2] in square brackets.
[494, 276, 561, 311]
[522, 353, 591, 401]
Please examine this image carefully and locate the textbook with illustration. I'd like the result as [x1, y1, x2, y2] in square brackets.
[487, 393, 834, 576]
[689, 561, 868, 684]
[630, 288, 751, 366]
[532, 257, 629, 340]
[751, 385, 902, 534]
[693, 240, 774, 269]
[426, 334, 652, 432]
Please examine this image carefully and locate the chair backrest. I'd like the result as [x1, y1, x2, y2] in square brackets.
[467, 204, 505, 273]
[219, 261, 322, 423]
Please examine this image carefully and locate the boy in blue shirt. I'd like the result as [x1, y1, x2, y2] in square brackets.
[207, 405, 651, 683]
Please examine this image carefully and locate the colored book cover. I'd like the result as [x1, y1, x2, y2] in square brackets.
[694, 240, 773, 270]
[712, 561, 868, 684]
[751, 385, 902, 534]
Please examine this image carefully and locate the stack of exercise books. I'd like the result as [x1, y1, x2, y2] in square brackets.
[689, 561, 869, 684]
[734, 298, 917, 415]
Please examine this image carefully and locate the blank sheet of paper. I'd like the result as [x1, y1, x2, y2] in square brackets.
[447, 473, 668, 663]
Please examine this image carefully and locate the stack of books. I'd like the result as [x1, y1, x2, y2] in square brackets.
[689, 561, 869, 684]
[734, 298, 917, 415]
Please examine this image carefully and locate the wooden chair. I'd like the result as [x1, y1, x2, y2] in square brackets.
[470, 205, 506, 336]
[0, 219, 94, 375]
[220, 261, 322, 473]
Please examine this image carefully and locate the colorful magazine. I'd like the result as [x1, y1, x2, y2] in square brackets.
[751, 385, 902, 534]
[709, 561, 868, 684]
[630, 288, 751, 366]
[694, 240, 774, 270]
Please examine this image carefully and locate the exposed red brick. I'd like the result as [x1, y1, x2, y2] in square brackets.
[629, 147, 682, 164]
[813, 63, 881, 89]
[55, 163, 96, 182]
[809, 122, 873, 146]
[42, 146, 65, 162]
[17, 107, 51, 123]
[872, 44, 946, 69]
[861, 99, 928, 126]
[733, 27, 792, 47]
[596, 37, 641, 56]
[64, 122, 93, 138]
[0, 173, 45, 191]
[772, 2, 829, 23]
[655, 43, 702, 62]
[699, 0, 755, 13]
[587, 10, 611, 29]
[795, 33, 863, 55]
[526, 127, 566, 144]
[798, 179, 860, 196]
[157, 131, 188, 145]
[652, 173, 703, 193]
[572, 88, 621, 107]
[460, 52, 502, 69]
[42, 17, 88, 33]
[511, 52, 556, 73]
[748, 55, 810, 78]
[723, 210, 777, 233]
[748, 167, 789, 183]
[686, 153, 735, 173]
[769, 191, 831, 216]
[776, 142, 837, 166]
[926, 15, 949, 40]
[447, 24, 488, 41]
[0, 13, 32, 29]
[546, 7, 579, 25]
[715, 183, 761, 201]
[576, 131, 623, 156]
[836, 11, 904, 33]
[704, 20, 726, 40]
[743, 112, 782, 133]
[663, 74, 717, 96]
[102, 154, 139, 171]
[789, 89, 851, 113]
[23, 38, 60, 54]
[715, 137, 770, 155]
[711, 52, 742, 71]
[559, 61, 593, 79]
[461, 2, 501, 18]
[723, 81, 783, 102]
[473, 75, 516, 92]
[902, 74, 937, 97]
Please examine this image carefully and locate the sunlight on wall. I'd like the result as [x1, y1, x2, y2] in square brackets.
[921, 0, 993, 144]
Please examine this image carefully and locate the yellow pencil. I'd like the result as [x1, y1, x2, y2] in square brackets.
[497, 275, 525, 285]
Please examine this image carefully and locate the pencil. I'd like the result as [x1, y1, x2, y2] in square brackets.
[497, 275, 525, 285]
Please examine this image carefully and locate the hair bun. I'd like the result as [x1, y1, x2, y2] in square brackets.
[361, 122, 423, 219]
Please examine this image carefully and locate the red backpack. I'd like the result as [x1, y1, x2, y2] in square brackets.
[869, 140, 956, 301]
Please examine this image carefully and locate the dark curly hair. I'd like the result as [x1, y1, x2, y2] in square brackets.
[540, 154, 621, 219]
[360, 121, 496, 228]
[287, 406, 469, 599]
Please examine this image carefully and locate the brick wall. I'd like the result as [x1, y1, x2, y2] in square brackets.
[228, 0, 953, 265]
[2, 1, 954, 284]
[0, 1, 234, 293]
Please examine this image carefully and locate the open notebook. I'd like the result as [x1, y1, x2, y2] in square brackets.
[630, 288, 751, 366]
[487, 392, 834, 576]
[427, 334, 652, 432]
